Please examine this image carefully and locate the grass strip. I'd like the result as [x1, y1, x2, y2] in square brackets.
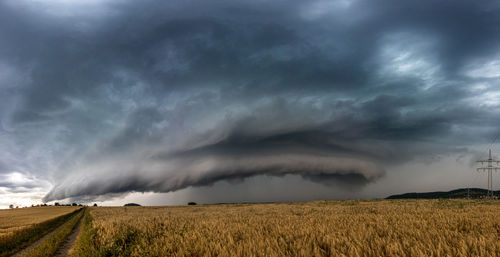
[22, 208, 84, 257]
[70, 208, 98, 257]
[0, 208, 82, 257]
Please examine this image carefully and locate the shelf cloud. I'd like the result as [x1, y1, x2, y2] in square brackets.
[0, 0, 499, 203]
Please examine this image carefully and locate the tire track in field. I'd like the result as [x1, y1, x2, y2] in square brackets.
[12, 210, 83, 257]
[11, 224, 61, 257]
[53, 213, 84, 257]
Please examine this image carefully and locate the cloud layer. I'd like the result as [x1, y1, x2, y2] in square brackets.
[0, 0, 500, 203]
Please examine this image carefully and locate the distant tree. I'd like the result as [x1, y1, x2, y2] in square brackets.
[124, 203, 141, 206]
[93, 203, 97, 207]
[9, 204, 14, 209]
[72, 203, 77, 206]
[188, 202, 197, 205]
[42, 203, 47, 206]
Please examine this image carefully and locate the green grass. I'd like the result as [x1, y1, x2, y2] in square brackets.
[22, 208, 84, 257]
[70, 208, 99, 257]
[0, 208, 82, 257]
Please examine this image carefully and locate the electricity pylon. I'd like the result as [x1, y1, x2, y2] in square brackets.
[476, 149, 500, 198]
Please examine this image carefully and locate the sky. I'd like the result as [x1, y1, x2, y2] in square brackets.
[1, 0, 500, 208]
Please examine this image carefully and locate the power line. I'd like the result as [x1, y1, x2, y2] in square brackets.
[475, 130, 500, 199]
[476, 149, 500, 198]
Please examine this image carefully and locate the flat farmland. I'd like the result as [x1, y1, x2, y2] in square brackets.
[0, 206, 82, 257]
[71, 200, 500, 257]
[0, 206, 79, 236]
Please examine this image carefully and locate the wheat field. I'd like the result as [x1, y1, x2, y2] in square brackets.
[72, 200, 500, 257]
[0, 207, 81, 257]
[0, 206, 79, 236]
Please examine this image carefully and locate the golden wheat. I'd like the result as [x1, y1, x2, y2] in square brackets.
[21, 208, 84, 257]
[73, 200, 500, 257]
[0, 207, 81, 257]
[0, 207, 79, 236]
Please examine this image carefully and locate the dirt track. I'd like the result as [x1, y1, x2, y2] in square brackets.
[12, 224, 61, 257]
[12, 210, 83, 257]
[53, 215, 83, 257]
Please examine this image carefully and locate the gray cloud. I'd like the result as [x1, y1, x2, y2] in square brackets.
[0, 172, 50, 193]
[0, 0, 499, 202]
[43, 153, 384, 202]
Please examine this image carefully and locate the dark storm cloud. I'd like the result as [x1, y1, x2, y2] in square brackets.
[0, 0, 499, 202]
[44, 152, 384, 201]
